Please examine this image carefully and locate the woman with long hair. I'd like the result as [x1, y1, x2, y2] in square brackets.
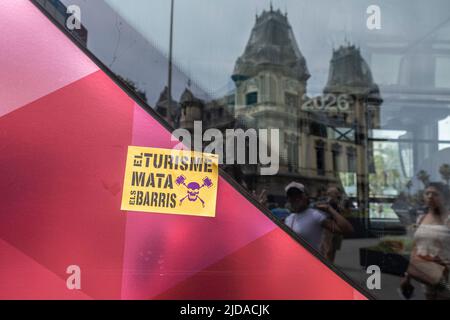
[400, 182, 450, 300]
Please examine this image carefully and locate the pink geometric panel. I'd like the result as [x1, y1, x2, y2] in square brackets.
[0, 0, 99, 118]
[120, 106, 277, 299]
[0, 238, 92, 300]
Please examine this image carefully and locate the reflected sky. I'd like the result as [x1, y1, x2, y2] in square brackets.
[59, 0, 450, 140]
[102, 0, 450, 94]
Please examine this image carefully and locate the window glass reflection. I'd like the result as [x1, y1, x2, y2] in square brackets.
[37, 0, 450, 300]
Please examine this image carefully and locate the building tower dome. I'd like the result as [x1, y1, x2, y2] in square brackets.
[324, 44, 382, 104]
[179, 87, 204, 132]
[232, 7, 310, 83]
[155, 86, 180, 127]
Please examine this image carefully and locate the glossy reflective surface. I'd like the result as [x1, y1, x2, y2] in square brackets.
[37, 0, 450, 299]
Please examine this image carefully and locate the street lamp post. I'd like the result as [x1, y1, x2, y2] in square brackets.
[168, 0, 174, 105]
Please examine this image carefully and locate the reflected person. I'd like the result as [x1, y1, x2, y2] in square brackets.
[400, 183, 450, 300]
[284, 182, 353, 255]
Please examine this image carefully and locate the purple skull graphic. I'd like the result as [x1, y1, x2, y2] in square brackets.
[175, 175, 213, 208]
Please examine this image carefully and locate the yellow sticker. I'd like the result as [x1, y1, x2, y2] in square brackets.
[121, 146, 219, 217]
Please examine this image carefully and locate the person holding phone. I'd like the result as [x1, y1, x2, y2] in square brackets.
[284, 182, 353, 254]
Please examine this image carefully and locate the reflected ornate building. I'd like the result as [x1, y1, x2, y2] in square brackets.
[324, 44, 382, 209]
[155, 86, 180, 128]
[161, 7, 382, 206]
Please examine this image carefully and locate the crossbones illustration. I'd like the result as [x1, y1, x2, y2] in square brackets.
[175, 175, 213, 208]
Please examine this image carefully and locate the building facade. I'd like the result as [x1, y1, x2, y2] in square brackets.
[164, 7, 382, 206]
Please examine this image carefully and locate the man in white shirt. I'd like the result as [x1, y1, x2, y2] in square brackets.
[284, 182, 353, 253]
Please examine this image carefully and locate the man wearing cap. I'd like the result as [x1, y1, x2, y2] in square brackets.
[284, 182, 353, 254]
